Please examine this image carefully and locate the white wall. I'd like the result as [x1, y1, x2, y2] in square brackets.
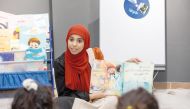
[100, 0, 165, 65]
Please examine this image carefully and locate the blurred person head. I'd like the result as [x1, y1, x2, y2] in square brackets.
[12, 78, 53, 109]
[117, 87, 159, 109]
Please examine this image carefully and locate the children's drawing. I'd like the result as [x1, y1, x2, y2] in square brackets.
[25, 37, 46, 61]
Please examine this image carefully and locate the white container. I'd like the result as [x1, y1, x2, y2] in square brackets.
[0, 60, 46, 72]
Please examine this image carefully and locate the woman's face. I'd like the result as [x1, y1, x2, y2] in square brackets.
[68, 34, 84, 55]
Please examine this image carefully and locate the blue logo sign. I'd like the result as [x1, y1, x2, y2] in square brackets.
[124, 0, 150, 19]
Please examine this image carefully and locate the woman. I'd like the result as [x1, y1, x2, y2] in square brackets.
[54, 24, 121, 109]
[54, 24, 140, 109]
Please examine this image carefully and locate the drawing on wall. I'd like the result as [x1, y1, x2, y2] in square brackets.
[124, 0, 150, 19]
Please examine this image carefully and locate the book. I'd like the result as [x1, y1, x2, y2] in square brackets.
[16, 14, 49, 61]
[16, 13, 49, 51]
[0, 11, 49, 72]
[90, 60, 108, 93]
[0, 11, 17, 29]
[90, 60, 122, 95]
[121, 62, 154, 93]
[0, 11, 49, 61]
[0, 29, 12, 51]
[0, 52, 14, 61]
[1, 11, 49, 51]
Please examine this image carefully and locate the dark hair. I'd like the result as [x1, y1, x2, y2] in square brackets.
[117, 87, 159, 109]
[12, 86, 53, 109]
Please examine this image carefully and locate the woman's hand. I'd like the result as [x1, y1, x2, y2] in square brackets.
[126, 58, 141, 64]
[89, 92, 106, 101]
[89, 91, 118, 102]
[107, 67, 116, 75]
[103, 60, 117, 75]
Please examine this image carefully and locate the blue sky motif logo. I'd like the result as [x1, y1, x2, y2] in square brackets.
[124, 0, 150, 19]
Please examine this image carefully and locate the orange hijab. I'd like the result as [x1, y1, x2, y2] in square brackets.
[65, 24, 91, 93]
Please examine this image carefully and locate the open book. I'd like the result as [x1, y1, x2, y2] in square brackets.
[90, 60, 154, 95]
[90, 60, 122, 96]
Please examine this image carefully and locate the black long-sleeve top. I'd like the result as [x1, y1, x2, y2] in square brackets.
[54, 53, 90, 101]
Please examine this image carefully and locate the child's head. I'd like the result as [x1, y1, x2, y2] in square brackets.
[12, 79, 53, 109]
[28, 37, 40, 49]
[117, 87, 159, 109]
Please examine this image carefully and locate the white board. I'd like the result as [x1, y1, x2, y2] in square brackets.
[100, 0, 165, 65]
